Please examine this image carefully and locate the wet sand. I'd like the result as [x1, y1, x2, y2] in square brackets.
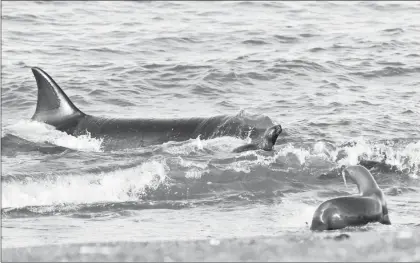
[3, 228, 420, 262]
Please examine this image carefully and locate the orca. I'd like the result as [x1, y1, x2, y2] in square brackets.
[29, 67, 280, 149]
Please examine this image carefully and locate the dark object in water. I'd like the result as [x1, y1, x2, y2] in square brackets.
[311, 165, 391, 231]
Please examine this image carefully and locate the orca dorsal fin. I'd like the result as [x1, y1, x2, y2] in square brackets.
[31, 67, 85, 129]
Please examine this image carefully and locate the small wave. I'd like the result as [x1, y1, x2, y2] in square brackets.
[329, 103, 344, 111]
[216, 100, 235, 109]
[203, 70, 238, 83]
[197, 11, 229, 16]
[3, 137, 418, 218]
[266, 67, 295, 74]
[151, 36, 200, 44]
[386, 187, 417, 196]
[348, 85, 367, 92]
[318, 82, 340, 90]
[156, 1, 182, 8]
[1, 14, 38, 23]
[376, 61, 405, 66]
[242, 39, 270, 45]
[2, 159, 169, 209]
[309, 119, 350, 128]
[1, 134, 69, 157]
[236, 1, 255, 6]
[360, 2, 403, 11]
[190, 84, 222, 96]
[1, 201, 191, 219]
[402, 110, 414, 114]
[243, 71, 274, 81]
[273, 35, 298, 43]
[262, 2, 287, 8]
[142, 63, 170, 69]
[85, 47, 129, 55]
[309, 47, 325, 52]
[273, 59, 329, 73]
[88, 89, 110, 97]
[299, 33, 319, 38]
[351, 66, 420, 79]
[406, 54, 420, 58]
[1, 189, 286, 219]
[355, 100, 380, 106]
[368, 40, 406, 49]
[168, 64, 212, 73]
[101, 97, 137, 107]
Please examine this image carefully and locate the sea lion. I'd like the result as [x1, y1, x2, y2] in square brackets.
[232, 124, 282, 153]
[310, 165, 391, 231]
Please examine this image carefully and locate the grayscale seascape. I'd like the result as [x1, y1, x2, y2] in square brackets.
[1, 1, 420, 261]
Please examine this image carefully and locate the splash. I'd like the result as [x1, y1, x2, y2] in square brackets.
[162, 136, 247, 155]
[174, 156, 210, 179]
[399, 141, 420, 179]
[335, 138, 420, 178]
[185, 168, 209, 179]
[341, 168, 348, 188]
[226, 138, 420, 179]
[2, 160, 169, 209]
[276, 143, 312, 166]
[335, 138, 373, 166]
[161, 136, 205, 155]
[227, 160, 252, 173]
[2, 120, 103, 152]
[177, 156, 209, 170]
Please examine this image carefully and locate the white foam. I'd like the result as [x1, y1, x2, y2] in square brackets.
[342, 169, 348, 188]
[185, 168, 209, 179]
[162, 136, 247, 155]
[3, 120, 103, 152]
[336, 137, 373, 166]
[226, 160, 252, 173]
[2, 160, 169, 208]
[335, 138, 420, 177]
[177, 156, 208, 169]
[313, 141, 327, 154]
[224, 138, 420, 179]
[400, 140, 420, 178]
[275, 143, 312, 165]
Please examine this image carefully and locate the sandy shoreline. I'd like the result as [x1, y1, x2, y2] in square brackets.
[3, 228, 420, 262]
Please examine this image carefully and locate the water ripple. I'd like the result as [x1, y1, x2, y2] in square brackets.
[2, 1, 420, 246]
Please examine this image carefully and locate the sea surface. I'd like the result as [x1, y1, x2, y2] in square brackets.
[1, 1, 420, 261]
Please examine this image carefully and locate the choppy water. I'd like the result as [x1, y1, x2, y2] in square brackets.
[1, 1, 420, 251]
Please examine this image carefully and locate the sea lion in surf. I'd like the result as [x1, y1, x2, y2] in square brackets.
[232, 124, 282, 153]
[28, 67, 280, 147]
[310, 165, 391, 231]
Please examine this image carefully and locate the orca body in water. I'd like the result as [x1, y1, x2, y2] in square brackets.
[29, 67, 280, 148]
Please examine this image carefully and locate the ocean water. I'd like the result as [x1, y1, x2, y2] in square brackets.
[1, 1, 420, 260]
